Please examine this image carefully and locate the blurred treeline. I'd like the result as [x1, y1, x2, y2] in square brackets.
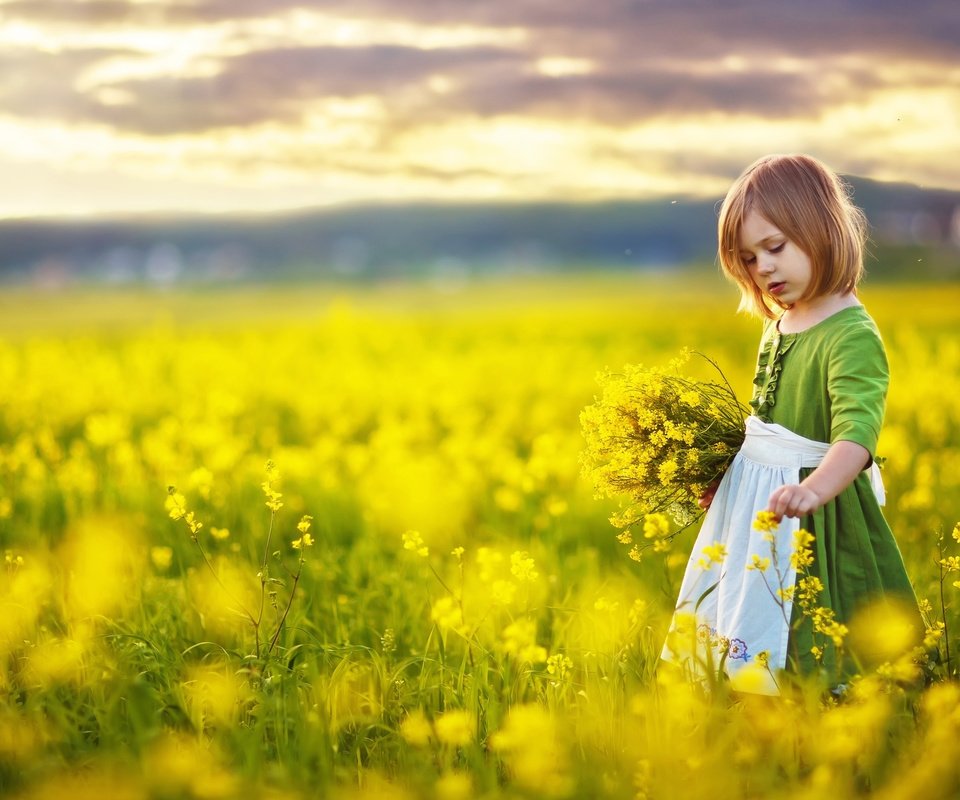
[1, 177, 957, 286]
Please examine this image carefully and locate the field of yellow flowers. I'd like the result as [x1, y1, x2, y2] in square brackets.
[1, 274, 959, 799]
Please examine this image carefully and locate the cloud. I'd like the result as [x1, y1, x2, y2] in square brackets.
[100, 44, 526, 134]
[450, 68, 831, 124]
[0, 46, 135, 121]
[0, 35, 927, 139]
[1, 0, 958, 213]
[0, 1, 144, 24]
[1, 0, 955, 138]
[5, 0, 960, 59]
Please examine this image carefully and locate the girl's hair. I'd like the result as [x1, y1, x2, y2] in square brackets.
[717, 154, 868, 318]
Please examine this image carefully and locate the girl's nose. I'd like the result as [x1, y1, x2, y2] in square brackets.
[756, 257, 775, 274]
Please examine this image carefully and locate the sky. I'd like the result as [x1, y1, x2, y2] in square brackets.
[1, 0, 958, 218]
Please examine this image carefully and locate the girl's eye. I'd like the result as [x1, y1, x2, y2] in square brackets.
[742, 254, 756, 265]
[769, 243, 785, 254]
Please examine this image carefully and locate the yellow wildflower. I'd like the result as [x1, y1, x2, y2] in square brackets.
[402, 530, 429, 558]
[490, 705, 570, 796]
[510, 550, 538, 582]
[876, 657, 921, 684]
[643, 513, 670, 540]
[746, 554, 770, 572]
[261, 460, 283, 512]
[151, 546, 173, 571]
[546, 654, 573, 681]
[940, 555, 960, 572]
[502, 618, 547, 663]
[435, 710, 474, 747]
[165, 489, 187, 521]
[292, 533, 314, 550]
[924, 622, 945, 650]
[436, 772, 473, 800]
[797, 575, 824, 610]
[753, 510, 779, 533]
[183, 512, 202, 536]
[431, 596, 465, 633]
[791, 529, 815, 570]
[400, 710, 432, 746]
[594, 596, 620, 612]
[657, 458, 679, 484]
[166, 488, 203, 537]
[812, 607, 848, 647]
[652, 538, 671, 554]
[697, 541, 727, 569]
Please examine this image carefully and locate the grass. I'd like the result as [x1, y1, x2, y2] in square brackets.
[1, 274, 959, 799]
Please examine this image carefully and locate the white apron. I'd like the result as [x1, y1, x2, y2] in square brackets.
[661, 416, 885, 694]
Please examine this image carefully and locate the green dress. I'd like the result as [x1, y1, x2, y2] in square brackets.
[751, 304, 919, 675]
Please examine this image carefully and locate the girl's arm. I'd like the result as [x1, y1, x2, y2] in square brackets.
[767, 440, 870, 520]
[770, 317, 889, 520]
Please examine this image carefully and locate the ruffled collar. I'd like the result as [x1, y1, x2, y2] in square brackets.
[749, 326, 797, 421]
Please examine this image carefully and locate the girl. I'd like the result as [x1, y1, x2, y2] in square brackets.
[662, 154, 919, 694]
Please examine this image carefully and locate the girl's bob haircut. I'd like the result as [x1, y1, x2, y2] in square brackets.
[717, 153, 868, 319]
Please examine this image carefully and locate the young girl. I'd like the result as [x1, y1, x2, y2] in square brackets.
[662, 153, 919, 694]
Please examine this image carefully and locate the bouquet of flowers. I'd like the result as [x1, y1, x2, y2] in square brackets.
[580, 350, 749, 557]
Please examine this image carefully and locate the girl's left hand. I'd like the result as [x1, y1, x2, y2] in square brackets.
[767, 484, 822, 521]
[697, 478, 721, 510]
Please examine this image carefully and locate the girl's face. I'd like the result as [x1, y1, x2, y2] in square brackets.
[738, 209, 813, 310]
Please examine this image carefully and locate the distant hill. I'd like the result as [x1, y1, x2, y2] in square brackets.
[1, 177, 957, 286]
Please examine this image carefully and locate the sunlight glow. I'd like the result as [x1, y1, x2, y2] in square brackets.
[0, 8, 528, 58]
[535, 58, 595, 77]
[0, 4, 956, 216]
[1, 73, 958, 217]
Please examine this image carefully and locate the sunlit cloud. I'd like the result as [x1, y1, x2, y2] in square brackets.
[0, 0, 957, 216]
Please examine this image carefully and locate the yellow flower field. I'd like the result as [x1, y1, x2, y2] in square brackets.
[1, 275, 959, 799]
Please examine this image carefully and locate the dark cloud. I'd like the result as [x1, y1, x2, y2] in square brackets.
[0, 37, 937, 137]
[0, 1, 168, 25]
[2, 0, 649, 27]
[449, 68, 838, 124]
[4, 0, 960, 62]
[99, 44, 525, 134]
[0, 42, 523, 134]
[0, 46, 135, 120]
[1, 0, 957, 139]
[183, 0, 960, 63]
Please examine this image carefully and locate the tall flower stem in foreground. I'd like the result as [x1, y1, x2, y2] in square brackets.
[256, 460, 284, 659]
[937, 528, 952, 674]
[167, 461, 313, 665]
[267, 515, 313, 657]
[166, 486, 258, 630]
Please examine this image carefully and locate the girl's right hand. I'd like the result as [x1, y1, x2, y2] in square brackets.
[698, 479, 721, 510]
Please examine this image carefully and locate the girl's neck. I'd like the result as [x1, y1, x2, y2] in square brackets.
[776, 292, 860, 334]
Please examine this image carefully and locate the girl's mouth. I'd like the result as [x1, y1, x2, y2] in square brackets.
[768, 282, 785, 296]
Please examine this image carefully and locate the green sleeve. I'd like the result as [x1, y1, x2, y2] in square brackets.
[826, 321, 888, 457]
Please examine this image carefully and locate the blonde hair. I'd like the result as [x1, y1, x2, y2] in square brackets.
[717, 154, 868, 318]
